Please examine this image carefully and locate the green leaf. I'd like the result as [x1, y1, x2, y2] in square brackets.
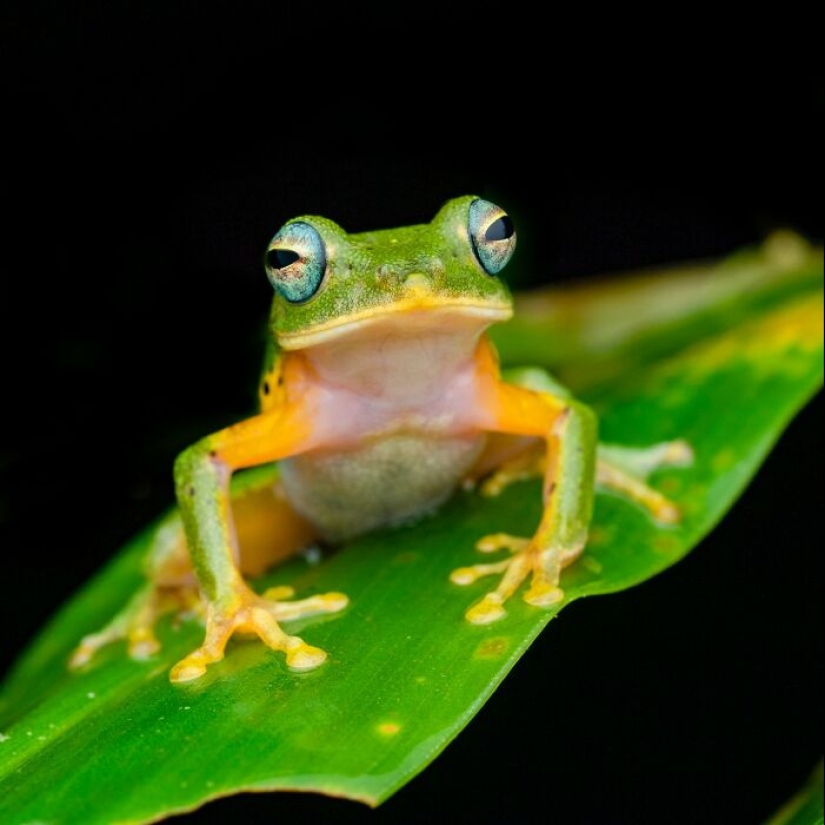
[767, 761, 824, 825]
[493, 230, 823, 392]
[1, 238, 822, 825]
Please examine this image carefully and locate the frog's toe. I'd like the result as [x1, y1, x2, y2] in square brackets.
[475, 533, 530, 554]
[126, 627, 162, 660]
[68, 582, 178, 670]
[661, 439, 694, 467]
[284, 639, 328, 671]
[69, 632, 114, 669]
[260, 589, 349, 620]
[524, 581, 564, 607]
[169, 587, 345, 682]
[654, 501, 682, 525]
[465, 593, 507, 624]
[262, 585, 295, 600]
[170, 655, 210, 683]
[450, 560, 511, 586]
[454, 536, 570, 622]
[71, 623, 161, 669]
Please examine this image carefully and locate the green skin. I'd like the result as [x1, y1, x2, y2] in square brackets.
[72, 196, 686, 681]
[268, 198, 513, 340]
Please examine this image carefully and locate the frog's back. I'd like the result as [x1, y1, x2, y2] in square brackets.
[279, 432, 485, 541]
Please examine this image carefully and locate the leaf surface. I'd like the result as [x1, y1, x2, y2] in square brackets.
[1, 240, 822, 825]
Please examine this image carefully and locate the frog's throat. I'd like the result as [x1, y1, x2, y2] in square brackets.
[277, 298, 513, 350]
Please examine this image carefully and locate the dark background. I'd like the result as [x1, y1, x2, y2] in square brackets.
[1, 5, 822, 824]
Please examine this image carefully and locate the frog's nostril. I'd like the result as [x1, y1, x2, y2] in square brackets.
[404, 273, 431, 294]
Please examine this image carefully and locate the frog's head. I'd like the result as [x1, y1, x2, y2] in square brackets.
[264, 195, 516, 349]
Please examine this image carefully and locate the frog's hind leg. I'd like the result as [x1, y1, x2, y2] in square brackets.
[69, 579, 199, 668]
[473, 436, 693, 523]
[476, 366, 693, 523]
[232, 473, 320, 577]
[69, 472, 340, 672]
[597, 440, 694, 524]
[69, 515, 199, 668]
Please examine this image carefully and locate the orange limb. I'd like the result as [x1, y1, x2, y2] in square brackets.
[170, 375, 351, 681]
[454, 345, 598, 622]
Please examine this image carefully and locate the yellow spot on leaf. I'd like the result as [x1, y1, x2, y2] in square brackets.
[474, 637, 509, 659]
[377, 722, 402, 736]
[748, 293, 824, 353]
[667, 293, 824, 380]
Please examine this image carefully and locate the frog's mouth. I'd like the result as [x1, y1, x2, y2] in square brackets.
[278, 297, 513, 350]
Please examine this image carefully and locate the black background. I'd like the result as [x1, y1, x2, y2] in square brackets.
[0, 5, 822, 824]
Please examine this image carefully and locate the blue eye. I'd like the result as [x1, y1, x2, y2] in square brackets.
[265, 221, 327, 303]
[468, 199, 516, 275]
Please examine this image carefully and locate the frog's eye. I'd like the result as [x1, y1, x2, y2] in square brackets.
[468, 199, 516, 276]
[265, 221, 327, 303]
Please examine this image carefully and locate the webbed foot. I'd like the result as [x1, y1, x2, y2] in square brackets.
[597, 439, 693, 524]
[69, 583, 199, 669]
[450, 533, 580, 624]
[169, 586, 348, 683]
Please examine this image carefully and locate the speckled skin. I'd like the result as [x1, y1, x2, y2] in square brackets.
[266, 198, 512, 342]
[281, 434, 487, 541]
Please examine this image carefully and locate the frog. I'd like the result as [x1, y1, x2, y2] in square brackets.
[69, 196, 692, 683]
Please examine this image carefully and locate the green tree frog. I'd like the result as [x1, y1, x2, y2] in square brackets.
[70, 196, 690, 683]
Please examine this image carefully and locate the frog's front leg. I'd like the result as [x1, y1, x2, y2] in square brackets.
[170, 407, 347, 683]
[453, 379, 598, 623]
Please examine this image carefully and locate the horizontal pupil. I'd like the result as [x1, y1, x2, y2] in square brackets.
[267, 249, 300, 270]
[485, 215, 514, 242]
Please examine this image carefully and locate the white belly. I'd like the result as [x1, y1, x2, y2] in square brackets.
[277, 310, 501, 542]
[280, 432, 486, 541]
